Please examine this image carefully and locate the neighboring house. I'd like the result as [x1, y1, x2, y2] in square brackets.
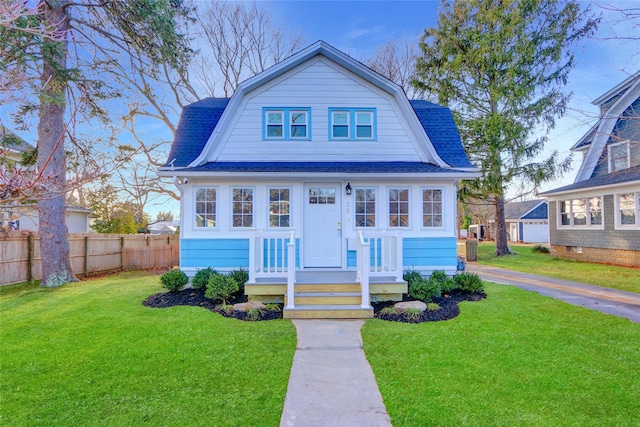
[540, 71, 640, 267]
[1, 205, 94, 233]
[148, 220, 179, 235]
[157, 41, 480, 318]
[487, 200, 549, 243]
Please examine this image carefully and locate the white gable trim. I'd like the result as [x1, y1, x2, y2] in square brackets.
[592, 71, 640, 106]
[574, 76, 640, 182]
[188, 41, 449, 168]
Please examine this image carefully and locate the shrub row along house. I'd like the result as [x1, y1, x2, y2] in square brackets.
[158, 41, 480, 318]
[541, 71, 640, 268]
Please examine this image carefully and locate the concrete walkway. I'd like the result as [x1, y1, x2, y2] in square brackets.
[280, 319, 391, 427]
[468, 263, 640, 323]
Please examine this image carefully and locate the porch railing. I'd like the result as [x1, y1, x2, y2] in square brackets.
[356, 229, 403, 308]
[248, 229, 296, 309]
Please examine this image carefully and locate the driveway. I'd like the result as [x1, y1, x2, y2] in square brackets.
[467, 263, 640, 323]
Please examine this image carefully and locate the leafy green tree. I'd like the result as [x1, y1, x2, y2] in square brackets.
[414, 0, 599, 256]
[1, 0, 192, 286]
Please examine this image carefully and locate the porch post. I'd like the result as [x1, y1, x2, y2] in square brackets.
[248, 230, 256, 283]
[395, 229, 403, 281]
[358, 231, 371, 309]
[286, 229, 296, 309]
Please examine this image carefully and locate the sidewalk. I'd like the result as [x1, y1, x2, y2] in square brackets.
[467, 263, 640, 323]
[280, 319, 391, 427]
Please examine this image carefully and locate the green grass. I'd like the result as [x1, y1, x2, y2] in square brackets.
[477, 242, 640, 294]
[0, 271, 297, 426]
[363, 282, 640, 427]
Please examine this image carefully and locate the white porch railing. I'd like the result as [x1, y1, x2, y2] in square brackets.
[356, 229, 403, 309]
[249, 229, 296, 309]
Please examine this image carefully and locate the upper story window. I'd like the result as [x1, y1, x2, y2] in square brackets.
[329, 108, 376, 140]
[232, 187, 253, 228]
[263, 108, 311, 140]
[195, 187, 216, 228]
[616, 192, 639, 228]
[608, 141, 640, 172]
[558, 197, 603, 228]
[422, 189, 443, 228]
[389, 188, 409, 228]
[269, 188, 290, 228]
[355, 188, 376, 227]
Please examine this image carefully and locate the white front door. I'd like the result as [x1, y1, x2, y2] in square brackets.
[303, 183, 342, 268]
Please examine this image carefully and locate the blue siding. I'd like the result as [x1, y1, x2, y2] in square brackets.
[522, 202, 548, 220]
[348, 237, 457, 268]
[519, 222, 524, 241]
[181, 238, 299, 268]
[263, 238, 300, 268]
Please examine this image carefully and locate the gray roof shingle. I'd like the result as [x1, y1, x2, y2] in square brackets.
[540, 165, 640, 195]
[185, 161, 464, 174]
[163, 98, 474, 170]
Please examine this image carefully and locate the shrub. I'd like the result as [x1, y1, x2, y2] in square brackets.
[160, 269, 189, 293]
[205, 275, 239, 304]
[379, 306, 399, 316]
[454, 272, 484, 293]
[228, 267, 249, 294]
[426, 302, 441, 311]
[402, 307, 424, 322]
[245, 307, 265, 321]
[403, 269, 423, 286]
[265, 303, 282, 312]
[409, 275, 441, 302]
[430, 270, 456, 294]
[532, 245, 550, 254]
[192, 267, 217, 290]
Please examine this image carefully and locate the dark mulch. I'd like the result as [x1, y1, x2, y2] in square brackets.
[373, 291, 487, 323]
[142, 288, 283, 321]
[143, 288, 486, 323]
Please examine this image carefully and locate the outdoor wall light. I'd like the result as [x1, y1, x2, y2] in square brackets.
[345, 183, 352, 195]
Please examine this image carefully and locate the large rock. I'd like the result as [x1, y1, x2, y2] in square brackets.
[394, 301, 427, 312]
[233, 300, 266, 312]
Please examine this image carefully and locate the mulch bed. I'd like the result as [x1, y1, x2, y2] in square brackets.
[143, 288, 486, 323]
[372, 291, 486, 323]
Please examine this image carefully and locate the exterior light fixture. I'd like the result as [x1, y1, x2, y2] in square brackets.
[345, 183, 352, 195]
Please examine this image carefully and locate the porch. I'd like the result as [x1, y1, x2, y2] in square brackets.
[246, 230, 407, 319]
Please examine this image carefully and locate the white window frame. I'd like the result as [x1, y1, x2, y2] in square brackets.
[330, 110, 350, 140]
[355, 111, 374, 140]
[421, 187, 444, 229]
[329, 108, 376, 141]
[615, 192, 640, 230]
[268, 187, 292, 229]
[608, 140, 640, 172]
[388, 187, 410, 228]
[265, 110, 284, 139]
[354, 187, 377, 228]
[263, 108, 311, 140]
[289, 110, 309, 139]
[194, 187, 217, 229]
[557, 197, 604, 229]
[230, 187, 254, 229]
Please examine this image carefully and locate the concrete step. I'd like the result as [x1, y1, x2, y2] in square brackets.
[286, 292, 362, 306]
[283, 304, 374, 319]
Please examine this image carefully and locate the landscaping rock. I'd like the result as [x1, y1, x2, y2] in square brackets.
[233, 300, 266, 312]
[394, 301, 427, 311]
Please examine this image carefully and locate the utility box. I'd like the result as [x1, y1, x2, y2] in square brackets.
[466, 239, 478, 262]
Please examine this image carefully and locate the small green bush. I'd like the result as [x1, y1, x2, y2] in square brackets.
[379, 306, 399, 316]
[265, 303, 282, 312]
[426, 302, 441, 311]
[430, 270, 456, 293]
[409, 275, 441, 302]
[454, 272, 484, 293]
[205, 274, 239, 304]
[402, 307, 423, 322]
[403, 269, 423, 286]
[160, 269, 189, 293]
[228, 267, 249, 294]
[245, 307, 266, 321]
[192, 267, 217, 290]
[532, 245, 550, 254]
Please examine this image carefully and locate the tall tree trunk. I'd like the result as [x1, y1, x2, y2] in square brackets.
[37, 1, 77, 287]
[494, 195, 512, 256]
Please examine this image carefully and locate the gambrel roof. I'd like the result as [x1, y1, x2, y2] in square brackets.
[160, 41, 477, 176]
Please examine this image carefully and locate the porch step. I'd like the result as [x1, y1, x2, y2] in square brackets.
[283, 304, 374, 319]
[285, 292, 362, 306]
[294, 283, 361, 292]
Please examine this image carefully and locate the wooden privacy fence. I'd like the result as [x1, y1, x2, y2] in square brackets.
[0, 233, 179, 286]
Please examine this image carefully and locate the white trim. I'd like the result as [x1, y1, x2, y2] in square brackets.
[387, 186, 411, 229]
[158, 170, 481, 180]
[193, 186, 218, 230]
[421, 187, 445, 230]
[614, 192, 640, 230]
[556, 196, 605, 230]
[266, 186, 293, 229]
[354, 186, 378, 229]
[230, 186, 255, 229]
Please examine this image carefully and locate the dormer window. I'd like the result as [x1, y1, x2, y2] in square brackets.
[263, 108, 311, 140]
[608, 141, 640, 172]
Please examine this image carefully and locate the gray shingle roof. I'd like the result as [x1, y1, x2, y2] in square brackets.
[163, 98, 474, 169]
[540, 165, 640, 195]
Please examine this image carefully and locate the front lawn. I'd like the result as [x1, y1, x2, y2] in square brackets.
[363, 282, 640, 426]
[477, 242, 640, 294]
[0, 271, 297, 426]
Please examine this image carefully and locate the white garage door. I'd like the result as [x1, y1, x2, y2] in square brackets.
[523, 223, 549, 243]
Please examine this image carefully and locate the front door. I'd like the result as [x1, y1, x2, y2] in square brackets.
[303, 183, 342, 267]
